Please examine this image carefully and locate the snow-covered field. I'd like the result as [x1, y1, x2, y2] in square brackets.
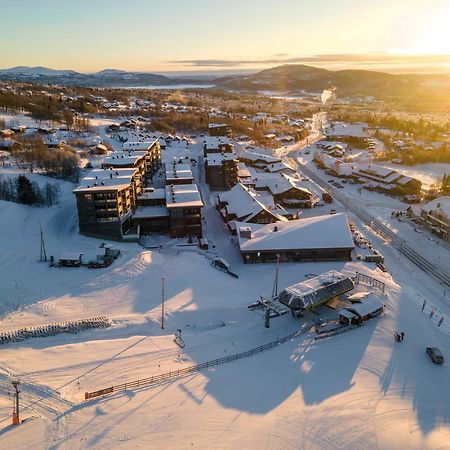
[0, 132, 450, 449]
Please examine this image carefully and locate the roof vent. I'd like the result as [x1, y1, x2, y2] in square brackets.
[239, 226, 252, 239]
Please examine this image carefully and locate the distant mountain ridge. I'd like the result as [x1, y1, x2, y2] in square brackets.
[217, 63, 450, 94]
[0, 66, 192, 86]
[0, 64, 449, 110]
[0, 66, 80, 77]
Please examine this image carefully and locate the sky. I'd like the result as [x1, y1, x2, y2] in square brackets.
[0, 0, 449, 74]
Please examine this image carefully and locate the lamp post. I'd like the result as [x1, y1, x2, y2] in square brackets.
[161, 276, 165, 330]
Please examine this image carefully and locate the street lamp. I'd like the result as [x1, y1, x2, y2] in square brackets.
[161, 276, 165, 330]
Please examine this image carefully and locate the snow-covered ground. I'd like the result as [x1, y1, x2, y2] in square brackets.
[0, 129, 450, 449]
[379, 162, 450, 190]
[0, 112, 51, 128]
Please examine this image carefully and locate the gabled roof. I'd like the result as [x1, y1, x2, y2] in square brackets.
[236, 148, 280, 164]
[422, 196, 450, 219]
[253, 173, 312, 197]
[218, 183, 284, 222]
[236, 213, 354, 252]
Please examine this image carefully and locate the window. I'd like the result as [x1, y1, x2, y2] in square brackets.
[171, 209, 183, 219]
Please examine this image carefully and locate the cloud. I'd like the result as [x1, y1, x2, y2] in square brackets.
[167, 53, 450, 68]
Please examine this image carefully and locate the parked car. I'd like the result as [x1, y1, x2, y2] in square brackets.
[426, 347, 444, 364]
[322, 192, 333, 203]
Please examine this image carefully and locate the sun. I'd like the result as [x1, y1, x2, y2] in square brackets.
[415, 6, 450, 54]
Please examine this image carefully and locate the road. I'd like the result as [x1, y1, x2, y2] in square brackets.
[295, 156, 450, 288]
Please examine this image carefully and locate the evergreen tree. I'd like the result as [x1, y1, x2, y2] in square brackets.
[16, 175, 37, 204]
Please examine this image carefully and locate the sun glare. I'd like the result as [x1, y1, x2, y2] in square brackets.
[416, 7, 450, 54]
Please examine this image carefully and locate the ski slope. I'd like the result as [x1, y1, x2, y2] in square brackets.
[0, 144, 450, 449]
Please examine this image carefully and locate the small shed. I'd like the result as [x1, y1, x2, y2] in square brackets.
[339, 296, 384, 325]
[58, 252, 83, 267]
[212, 258, 230, 271]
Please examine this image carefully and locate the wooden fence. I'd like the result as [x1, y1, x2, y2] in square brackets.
[85, 325, 312, 400]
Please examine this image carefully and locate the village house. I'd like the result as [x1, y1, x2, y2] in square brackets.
[410, 196, 450, 241]
[0, 139, 21, 152]
[216, 183, 287, 230]
[339, 295, 385, 325]
[236, 148, 281, 169]
[251, 173, 314, 208]
[235, 213, 354, 263]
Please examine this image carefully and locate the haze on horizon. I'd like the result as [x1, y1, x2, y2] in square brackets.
[1, 0, 450, 74]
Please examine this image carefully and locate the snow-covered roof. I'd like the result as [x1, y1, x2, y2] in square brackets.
[208, 123, 229, 129]
[165, 163, 193, 182]
[138, 188, 166, 201]
[237, 162, 251, 178]
[74, 168, 137, 192]
[253, 173, 312, 197]
[103, 152, 145, 167]
[59, 252, 83, 261]
[396, 175, 417, 185]
[236, 148, 280, 164]
[206, 153, 237, 166]
[266, 161, 294, 173]
[0, 139, 20, 148]
[218, 183, 283, 222]
[422, 196, 450, 219]
[203, 136, 232, 149]
[345, 295, 384, 317]
[122, 140, 157, 151]
[358, 164, 395, 178]
[236, 213, 354, 252]
[278, 270, 355, 311]
[166, 184, 204, 209]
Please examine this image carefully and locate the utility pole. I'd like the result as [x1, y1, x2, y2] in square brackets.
[272, 254, 280, 299]
[11, 380, 20, 425]
[161, 276, 165, 330]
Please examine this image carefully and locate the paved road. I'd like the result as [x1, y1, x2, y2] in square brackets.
[297, 161, 450, 288]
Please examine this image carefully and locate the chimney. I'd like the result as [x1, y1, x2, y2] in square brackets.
[239, 226, 252, 239]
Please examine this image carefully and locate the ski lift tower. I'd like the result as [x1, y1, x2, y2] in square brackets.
[11, 380, 20, 425]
